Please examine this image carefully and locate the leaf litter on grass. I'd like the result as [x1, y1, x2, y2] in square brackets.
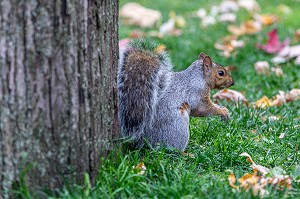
[229, 152, 294, 197]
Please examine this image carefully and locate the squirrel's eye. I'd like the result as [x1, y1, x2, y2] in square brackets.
[218, 70, 224, 76]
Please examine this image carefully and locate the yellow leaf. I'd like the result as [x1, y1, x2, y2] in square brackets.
[228, 173, 238, 188]
[261, 15, 278, 25]
[132, 162, 147, 175]
[255, 96, 273, 108]
[154, 44, 166, 54]
[238, 173, 260, 190]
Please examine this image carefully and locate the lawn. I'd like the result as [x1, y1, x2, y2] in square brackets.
[62, 0, 300, 198]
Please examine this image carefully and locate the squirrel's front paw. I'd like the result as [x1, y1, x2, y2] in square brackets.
[219, 107, 230, 121]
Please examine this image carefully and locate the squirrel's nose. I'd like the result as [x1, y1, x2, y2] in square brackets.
[231, 80, 235, 86]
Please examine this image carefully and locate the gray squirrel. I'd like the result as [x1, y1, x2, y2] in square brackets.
[118, 39, 234, 151]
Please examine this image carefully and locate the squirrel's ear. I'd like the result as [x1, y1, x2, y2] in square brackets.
[203, 56, 212, 75]
[198, 52, 206, 60]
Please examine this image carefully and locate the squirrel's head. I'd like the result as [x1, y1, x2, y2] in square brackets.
[199, 52, 234, 90]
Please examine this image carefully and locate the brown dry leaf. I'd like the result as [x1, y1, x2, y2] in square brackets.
[271, 66, 284, 77]
[228, 173, 238, 188]
[240, 152, 270, 176]
[201, 15, 217, 27]
[228, 25, 245, 36]
[132, 162, 147, 175]
[295, 29, 300, 42]
[120, 3, 162, 28]
[238, 172, 260, 190]
[244, 20, 262, 34]
[225, 65, 238, 72]
[240, 152, 255, 164]
[271, 91, 286, 106]
[228, 20, 262, 36]
[214, 35, 244, 57]
[286, 89, 300, 102]
[159, 12, 185, 37]
[213, 89, 248, 104]
[251, 165, 270, 176]
[254, 61, 269, 75]
[271, 89, 300, 106]
[230, 152, 293, 196]
[278, 45, 300, 59]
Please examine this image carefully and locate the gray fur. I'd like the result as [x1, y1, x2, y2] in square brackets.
[118, 40, 231, 151]
[142, 60, 207, 151]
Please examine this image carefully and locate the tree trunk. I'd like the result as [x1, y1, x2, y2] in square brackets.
[0, 0, 118, 197]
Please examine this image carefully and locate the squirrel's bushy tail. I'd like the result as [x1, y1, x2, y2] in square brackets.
[118, 39, 172, 144]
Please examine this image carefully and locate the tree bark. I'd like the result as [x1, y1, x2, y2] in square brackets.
[0, 0, 118, 197]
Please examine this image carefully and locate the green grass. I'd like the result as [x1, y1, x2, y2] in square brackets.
[39, 0, 300, 198]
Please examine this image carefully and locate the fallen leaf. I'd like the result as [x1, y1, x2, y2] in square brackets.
[219, 0, 239, 13]
[159, 19, 175, 35]
[228, 172, 238, 188]
[230, 152, 293, 196]
[294, 29, 300, 42]
[254, 14, 278, 26]
[251, 165, 270, 176]
[154, 44, 166, 54]
[201, 15, 217, 27]
[255, 89, 300, 108]
[120, 3, 162, 28]
[271, 56, 286, 64]
[279, 133, 285, 139]
[254, 61, 269, 75]
[238, 0, 260, 12]
[228, 20, 261, 36]
[218, 13, 237, 22]
[286, 89, 300, 102]
[214, 35, 244, 57]
[277, 4, 292, 15]
[132, 162, 147, 175]
[278, 45, 300, 59]
[255, 96, 273, 108]
[295, 56, 300, 65]
[271, 66, 283, 77]
[213, 89, 248, 104]
[256, 29, 289, 54]
[272, 89, 300, 106]
[159, 12, 185, 36]
[196, 8, 207, 19]
[210, 5, 220, 16]
[240, 152, 255, 164]
[238, 173, 260, 190]
[170, 12, 186, 28]
[224, 65, 238, 72]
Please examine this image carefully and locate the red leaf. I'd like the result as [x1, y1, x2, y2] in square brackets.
[256, 29, 289, 54]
